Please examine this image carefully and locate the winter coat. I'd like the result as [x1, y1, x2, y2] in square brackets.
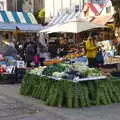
[25, 44, 36, 62]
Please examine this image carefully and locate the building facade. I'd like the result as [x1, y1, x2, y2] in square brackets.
[100, 0, 114, 16]
[7, 0, 44, 12]
[0, 0, 7, 10]
[45, 0, 82, 19]
[34, 0, 45, 12]
[45, 0, 106, 19]
[7, 0, 23, 11]
[22, 0, 44, 13]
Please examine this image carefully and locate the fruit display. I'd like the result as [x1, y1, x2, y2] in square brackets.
[44, 59, 62, 66]
[63, 53, 82, 59]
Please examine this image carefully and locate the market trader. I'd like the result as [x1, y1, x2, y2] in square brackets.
[86, 35, 97, 68]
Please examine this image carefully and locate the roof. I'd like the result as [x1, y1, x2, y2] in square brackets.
[83, 2, 104, 16]
[92, 15, 113, 25]
[0, 11, 38, 24]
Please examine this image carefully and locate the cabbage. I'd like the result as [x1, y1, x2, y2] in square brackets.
[52, 72, 64, 78]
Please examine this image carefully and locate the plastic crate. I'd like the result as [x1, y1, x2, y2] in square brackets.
[0, 73, 16, 84]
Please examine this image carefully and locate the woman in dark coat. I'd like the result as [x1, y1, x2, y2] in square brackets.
[25, 43, 36, 67]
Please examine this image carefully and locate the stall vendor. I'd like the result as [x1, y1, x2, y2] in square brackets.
[86, 36, 97, 68]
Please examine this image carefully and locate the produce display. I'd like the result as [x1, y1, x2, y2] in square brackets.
[44, 59, 62, 66]
[63, 53, 82, 59]
[30, 66, 46, 75]
[68, 63, 102, 77]
[20, 44, 120, 108]
[20, 73, 120, 108]
[30, 63, 102, 81]
[42, 63, 67, 76]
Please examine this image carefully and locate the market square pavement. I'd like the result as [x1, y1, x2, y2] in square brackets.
[0, 84, 120, 120]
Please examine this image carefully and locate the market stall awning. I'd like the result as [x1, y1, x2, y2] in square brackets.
[58, 13, 70, 24]
[48, 16, 58, 25]
[92, 15, 113, 25]
[16, 24, 43, 32]
[47, 17, 107, 34]
[0, 22, 16, 31]
[52, 14, 66, 25]
[0, 11, 44, 32]
[48, 12, 81, 26]
[0, 11, 38, 24]
[64, 12, 76, 23]
[41, 12, 82, 33]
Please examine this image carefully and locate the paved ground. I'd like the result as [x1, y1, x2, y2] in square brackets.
[0, 84, 120, 120]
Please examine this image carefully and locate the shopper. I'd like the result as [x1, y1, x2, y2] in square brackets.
[33, 54, 41, 67]
[96, 46, 104, 67]
[17, 44, 25, 60]
[25, 43, 36, 67]
[86, 36, 97, 68]
[48, 43, 57, 58]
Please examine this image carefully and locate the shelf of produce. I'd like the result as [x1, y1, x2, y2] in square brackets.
[20, 73, 120, 108]
[45, 75, 106, 82]
[44, 59, 62, 66]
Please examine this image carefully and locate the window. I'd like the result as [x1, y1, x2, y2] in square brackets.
[75, 5, 79, 12]
[106, 6, 111, 13]
[93, 0, 103, 4]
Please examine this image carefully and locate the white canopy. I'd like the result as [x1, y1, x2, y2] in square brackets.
[48, 18, 107, 33]
[40, 25, 61, 33]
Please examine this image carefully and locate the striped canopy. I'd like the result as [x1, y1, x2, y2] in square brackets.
[0, 11, 38, 24]
[48, 12, 81, 26]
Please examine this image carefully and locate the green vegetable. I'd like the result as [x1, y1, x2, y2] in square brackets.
[43, 63, 67, 76]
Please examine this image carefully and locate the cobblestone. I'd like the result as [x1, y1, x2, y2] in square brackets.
[0, 94, 39, 120]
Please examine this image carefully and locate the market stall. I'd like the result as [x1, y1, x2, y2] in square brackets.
[41, 17, 107, 65]
[0, 41, 25, 83]
[20, 62, 120, 108]
[20, 17, 120, 108]
[0, 11, 43, 83]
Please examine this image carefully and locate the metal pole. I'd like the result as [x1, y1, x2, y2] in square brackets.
[79, 0, 81, 11]
[61, 0, 63, 11]
[53, 0, 55, 16]
[82, 0, 85, 10]
[16, 0, 17, 11]
[69, 0, 71, 11]
[32, 0, 34, 13]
